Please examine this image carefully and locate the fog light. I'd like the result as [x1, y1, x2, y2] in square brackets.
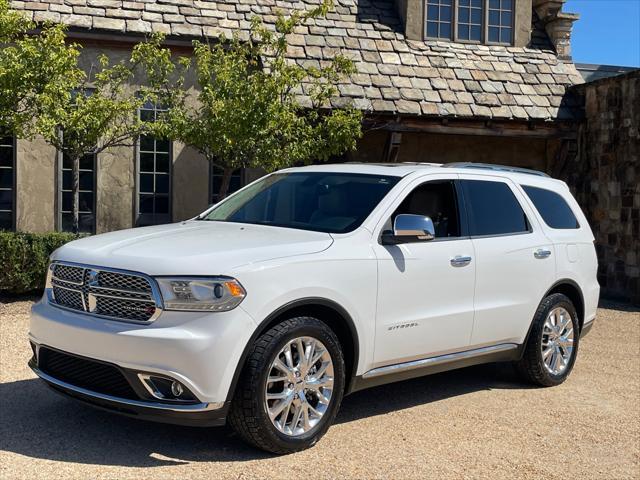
[171, 381, 184, 397]
[138, 373, 196, 402]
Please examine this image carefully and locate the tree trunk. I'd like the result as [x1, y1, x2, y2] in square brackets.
[72, 155, 80, 234]
[217, 167, 234, 201]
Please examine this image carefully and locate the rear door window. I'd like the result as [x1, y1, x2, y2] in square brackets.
[461, 180, 529, 236]
[522, 185, 579, 229]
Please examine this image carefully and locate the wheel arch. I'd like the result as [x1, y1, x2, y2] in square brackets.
[519, 279, 585, 359]
[225, 298, 360, 403]
[545, 279, 585, 332]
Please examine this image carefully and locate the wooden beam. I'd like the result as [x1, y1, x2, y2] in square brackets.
[364, 116, 578, 140]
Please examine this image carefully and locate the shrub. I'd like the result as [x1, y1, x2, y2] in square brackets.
[0, 231, 80, 295]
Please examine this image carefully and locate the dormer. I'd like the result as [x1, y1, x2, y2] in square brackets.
[395, 0, 578, 56]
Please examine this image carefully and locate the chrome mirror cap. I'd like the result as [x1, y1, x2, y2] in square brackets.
[381, 214, 436, 244]
[394, 214, 435, 240]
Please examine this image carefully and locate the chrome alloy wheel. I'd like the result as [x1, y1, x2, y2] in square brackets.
[264, 336, 334, 437]
[541, 307, 575, 375]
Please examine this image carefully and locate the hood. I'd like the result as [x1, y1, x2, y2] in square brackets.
[52, 221, 334, 275]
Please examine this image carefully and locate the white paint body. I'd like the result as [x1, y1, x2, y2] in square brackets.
[30, 163, 599, 405]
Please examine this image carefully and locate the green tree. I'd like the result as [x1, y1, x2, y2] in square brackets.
[36, 52, 150, 233]
[138, 0, 363, 200]
[0, 0, 81, 136]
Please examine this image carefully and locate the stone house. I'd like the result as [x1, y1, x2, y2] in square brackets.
[6, 1, 637, 304]
[3, 0, 583, 232]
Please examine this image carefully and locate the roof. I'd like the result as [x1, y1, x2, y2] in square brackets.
[281, 162, 560, 184]
[575, 63, 639, 83]
[10, 0, 585, 122]
[281, 162, 441, 177]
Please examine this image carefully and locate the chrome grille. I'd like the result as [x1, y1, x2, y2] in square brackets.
[53, 264, 84, 284]
[94, 296, 156, 322]
[97, 271, 151, 293]
[52, 286, 84, 310]
[48, 263, 161, 323]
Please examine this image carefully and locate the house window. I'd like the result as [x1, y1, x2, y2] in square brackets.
[488, 0, 513, 44]
[137, 101, 171, 226]
[424, 0, 514, 45]
[59, 152, 96, 233]
[211, 166, 243, 204]
[0, 135, 15, 231]
[425, 0, 452, 40]
[457, 0, 483, 42]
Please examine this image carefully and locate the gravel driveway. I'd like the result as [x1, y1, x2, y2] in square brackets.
[1, 299, 638, 479]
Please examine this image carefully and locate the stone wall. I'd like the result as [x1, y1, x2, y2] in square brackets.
[568, 70, 640, 305]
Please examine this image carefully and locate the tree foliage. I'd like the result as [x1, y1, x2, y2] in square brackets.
[138, 0, 363, 198]
[0, 0, 82, 136]
[36, 55, 146, 164]
[34, 37, 161, 233]
[1, 0, 364, 234]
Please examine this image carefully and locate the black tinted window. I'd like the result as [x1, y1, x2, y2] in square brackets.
[522, 185, 579, 229]
[202, 172, 399, 234]
[394, 181, 460, 238]
[461, 180, 529, 236]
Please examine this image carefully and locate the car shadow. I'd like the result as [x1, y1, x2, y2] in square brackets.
[598, 299, 639, 313]
[337, 362, 530, 424]
[0, 362, 530, 467]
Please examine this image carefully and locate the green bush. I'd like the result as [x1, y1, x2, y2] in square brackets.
[0, 231, 81, 295]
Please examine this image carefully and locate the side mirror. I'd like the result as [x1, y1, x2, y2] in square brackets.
[381, 214, 436, 245]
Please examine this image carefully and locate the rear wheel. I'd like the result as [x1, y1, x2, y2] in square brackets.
[229, 317, 345, 454]
[516, 293, 579, 386]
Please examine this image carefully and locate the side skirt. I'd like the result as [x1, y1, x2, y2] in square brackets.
[349, 343, 520, 393]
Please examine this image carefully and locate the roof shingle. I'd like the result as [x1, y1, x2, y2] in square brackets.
[10, 0, 585, 121]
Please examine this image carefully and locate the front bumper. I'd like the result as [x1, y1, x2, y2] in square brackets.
[29, 357, 229, 426]
[29, 297, 257, 422]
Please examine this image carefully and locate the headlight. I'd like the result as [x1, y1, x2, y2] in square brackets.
[156, 277, 246, 312]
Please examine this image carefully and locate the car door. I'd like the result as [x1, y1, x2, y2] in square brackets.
[458, 175, 556, 347]
[371, 175, 476, 367]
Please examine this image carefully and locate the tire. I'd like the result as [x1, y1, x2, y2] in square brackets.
[515, 293, 580, 387]
[229, 316, 346, 454]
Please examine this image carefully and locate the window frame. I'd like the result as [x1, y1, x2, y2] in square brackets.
[56, 149, 98, 234]
[458, 178, 533, 239]
[455, 0, 484, 44]
[384, 178, 468, 243]
[0, 135, 16, 231]
[425, 0, 454, 41]
[423, 0, 515, 46]
[485, 0, 515, 46]
[135, 101, 173, 227]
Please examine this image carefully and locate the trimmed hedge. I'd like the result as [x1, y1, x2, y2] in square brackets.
[0, 232, 81, 295]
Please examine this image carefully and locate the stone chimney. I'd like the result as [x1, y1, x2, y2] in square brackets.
[533, 0, 580, 60]
[394, 0, 424, 41]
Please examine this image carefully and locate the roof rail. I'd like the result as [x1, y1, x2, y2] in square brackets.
[442, 162, 550, 178]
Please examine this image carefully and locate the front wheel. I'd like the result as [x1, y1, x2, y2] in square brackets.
[516, 293, 580, 387]
[229, 317, 345, 454]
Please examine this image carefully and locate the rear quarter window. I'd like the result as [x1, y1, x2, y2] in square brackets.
[522, 185, 579, 229]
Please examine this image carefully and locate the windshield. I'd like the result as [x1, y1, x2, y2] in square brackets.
[200, 172, 400, 233]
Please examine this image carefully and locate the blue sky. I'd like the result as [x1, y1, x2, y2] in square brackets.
[565, 0, 640, 67]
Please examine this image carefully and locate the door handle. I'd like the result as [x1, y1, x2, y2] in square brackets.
[534, 248, 552, 259]
[450, 255, 472, 267]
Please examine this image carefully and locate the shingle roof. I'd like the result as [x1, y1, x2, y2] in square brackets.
[10, 0, 585, 121]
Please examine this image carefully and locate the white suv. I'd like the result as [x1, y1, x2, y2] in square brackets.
[30, 162, 599, 453]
